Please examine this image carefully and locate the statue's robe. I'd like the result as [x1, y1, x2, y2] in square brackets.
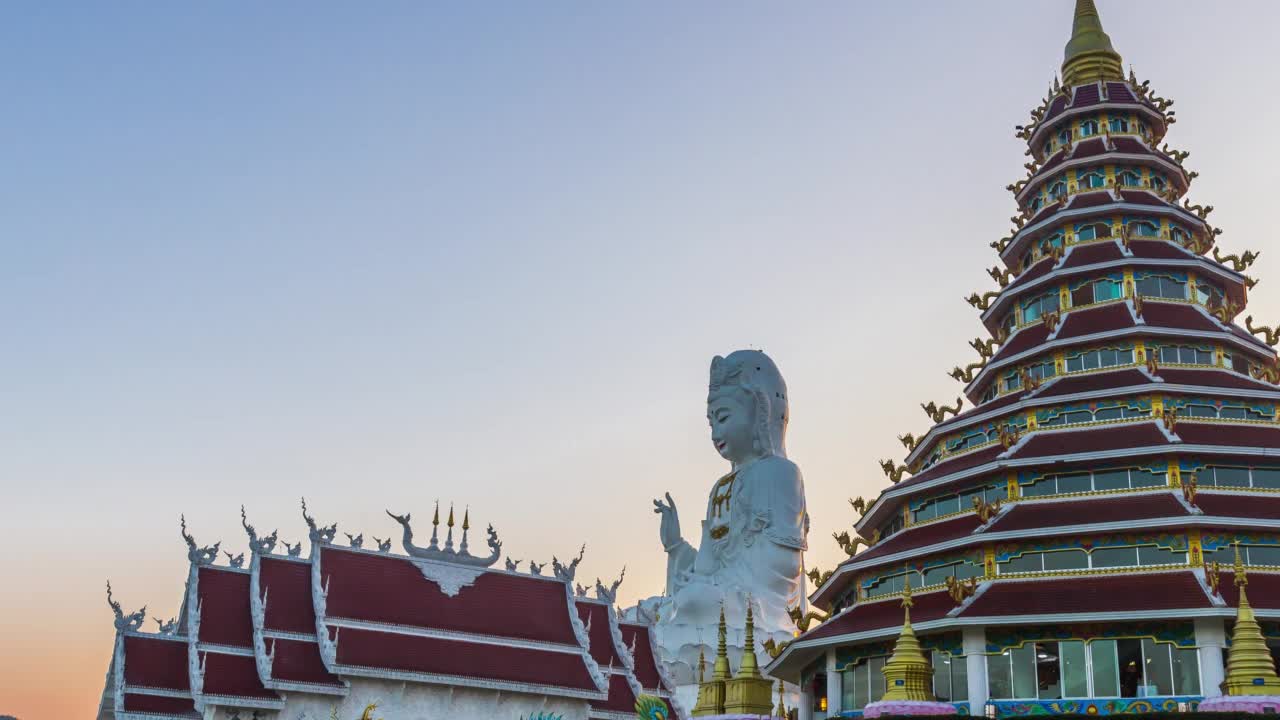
[664, 454, 808, 627]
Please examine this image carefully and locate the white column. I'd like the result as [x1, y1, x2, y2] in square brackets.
[1196, 617, 1227, 698]
[825, 647, 842, 716]
[799, 684, 815, 720]
[963, 625, 989, 716]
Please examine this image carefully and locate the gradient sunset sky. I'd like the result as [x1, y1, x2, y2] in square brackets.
[5, 2, 1280, 718]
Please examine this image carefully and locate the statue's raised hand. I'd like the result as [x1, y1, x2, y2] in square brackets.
[653, 492, 682, 551]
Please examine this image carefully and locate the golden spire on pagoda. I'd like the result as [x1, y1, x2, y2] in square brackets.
[692, 604, 730, 716]
[735, 599, 763, 680]
[880, 580, 937, 702]
[1062, 0, 1124, 87]
[775, 679, 787, 719]
[725, 598, 774, 715]
[1222, 542, 1280, 695]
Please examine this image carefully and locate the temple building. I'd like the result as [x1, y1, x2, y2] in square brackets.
[96, 504, 682, 720]
[767, 1, 1280, 717]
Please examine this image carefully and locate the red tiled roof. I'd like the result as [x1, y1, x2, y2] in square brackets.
[1215, 572, 1280, 609]
[123, 635, 191, 690]
[1158, 368, 1275, 391]
[620, 624, 663, 691]
[1112, 136, 1148, 154]
[1128, 240, 1195, 260]
[896, 445, 1004, 491]
[1036, 369, 1150, 397]
[1066, 191, 1115, 211]
[814, 515, 983, 608]
[1012, 423, 1170, 459]
[1194, 495, 1280, 521]
[1044, 95, 1069, 122]
[1119, 190, 1168, 207]
[266, 638, 344, 687]
[1005, 257, 1055, 294]
[334, 627, 600, 692]
[594, 673, 639, 714]
[199, 651, 279, 700]
[988, 324, 1050, 366]
[1107, 83, 1137, 103]
[258, 557, 317, 635]
[989, 493, 1189, 533]
[1072, 84, 1100, 108]
[960, 572, 1212, 616]
[121, 694, 198, 717]
[1141, 302, 1221, 333]
[802, 590, 956, 642]
[576, 601, 624, 668]
[1176, 422, 1280, 448]
[1063, 241, 1123, 268]
[319, 546, 579, 645]
[972, 389, 1027, 414]
[1057, 303, 1134, 340]
[196, 566, 253, 648]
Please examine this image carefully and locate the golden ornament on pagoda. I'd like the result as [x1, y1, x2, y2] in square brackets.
[1221, 543, 1280, 696]
[879, 580, 938, 703]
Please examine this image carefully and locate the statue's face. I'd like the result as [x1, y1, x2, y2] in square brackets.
[708, 390, 756, 465]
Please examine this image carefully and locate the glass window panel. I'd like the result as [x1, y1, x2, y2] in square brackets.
[1091, 546, 1138, 568]
[1172, 647, 1200, 696]
[853, 662, 870, 709]
[955, 562, 984, 580]
[989, 652, 1013, 699]
[1059, 641, 1088, 698]
[1220, 407, 1248, 420]
[1002, 553, 1044, 574]
[1254, 468, 1280, 489]
[1022, 476, 1056, 497]
[841, 669, 857, 710]
[952, 651, 968, 701]
[1066, 353, 1085, 372]
[1071, 285, 1093, 308]
[1142, 639, 1174, 696]
[1064, 410, 1094, 425]
[1130, 470, 1166, 488]
[1092, 640, 1120, 697]
[1137, 545, 1187, 566]
[1095, 280, 1122, 301]
[1214, 467, 1251, 487]
[1248, 545, 1280, 567]
[1094, 469, 1130, 491]
[1057, 473, 1092, 493]
[1118, 639, 1144, 697]
[987, 485, 1009, 504]
[1012, 645, 1038, 699]
[935, 495, 961, 517]
[914, 502, 937, 522]
[932, 651, 951, 702]
[1186, 405, 1217, 418]
[1043, 549, 1088, 571]
[1093, 407, 1123, 421]
[869, 657, 887, 702]
[922, 564, 955, 587]
[1035, 642, 1062, 700]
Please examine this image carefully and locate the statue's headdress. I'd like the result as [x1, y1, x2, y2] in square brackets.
[708, 350, 788, 458]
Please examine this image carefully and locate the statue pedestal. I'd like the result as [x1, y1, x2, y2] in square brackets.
[862, 700, 958, 717]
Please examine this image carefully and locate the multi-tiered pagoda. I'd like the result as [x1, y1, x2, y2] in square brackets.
[768, 1, 1280, 717]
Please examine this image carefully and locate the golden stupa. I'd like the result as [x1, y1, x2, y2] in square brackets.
[879, 580, 938, 703]
[1222, 543, 1280, 695]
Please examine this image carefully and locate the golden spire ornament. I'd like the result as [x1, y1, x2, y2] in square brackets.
[724, 598, 774, 715]
[879, 580, 938, 702]
[1221, 542, 1280, 695]
[1061, 0, 1124, 87]
[692, 603, 729, 716]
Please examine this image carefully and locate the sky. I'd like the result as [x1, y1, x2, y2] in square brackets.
[3, 1, 1280, 718]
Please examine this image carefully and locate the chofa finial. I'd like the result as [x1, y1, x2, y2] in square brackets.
[180, 514, 220, 566]
[385, 505, 501, 568]
[301, 497, 338, 545]
[106, 581, 146, 633]
[241, 505, 279, 555]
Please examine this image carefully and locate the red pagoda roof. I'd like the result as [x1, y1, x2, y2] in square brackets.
[896, 445, 1004, 491]
[263, 637, 344, 690]
[1056, 302, 1135, 340]
[1176, 421, 1280, 448]
[958, 572, 1214, 618]
[988, 492, 1189, 533]
[120, 694, 199, 718]
[1141, 302, 1224, 333]
[197, 651, 280, 704]
[1036, 368, 1150, 397]
[1214, 572, 1280, 611]
[256, 556, 317, 635]
[114, 634, 198, 720]
[192, 566, 253, 648]
[1157, 368, 1276, 391]
[1062, 240, 1124, 268]
[1194, 494, 1280, 521]
[577, 600, 627, 668]
[620, 623, 665, 691]
[803, 590, 956, 643]
[1011, 422, 1170, 460]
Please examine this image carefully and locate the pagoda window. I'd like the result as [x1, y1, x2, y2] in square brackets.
[1155, 344, 1213, 365]
[1029, 196, 1043, 212]
[1057, 128, 1071, 146]
[1116, 169, 1142, 187]
[1000, 542, 1186, 575]
[1128, 219, 1161, 237]
[1138, 120, 1150, 139]
[1043, 139, 1054, 157]
[1182, 401, 1271, 421]
[947, 428, 991, 453]
[1205, 543, 1280, 567]
[1229, 352, 1250, 374]
[1151, 176, 1167, 193]
[989, 644, 1038, 699]
[841, 655, 888, 709]
[1170, 225, 1190, 245]
[1199, 464, 1280, 490]
[1075, 222, 1112, 240]
[1021, 292, 1060, 323]
[863, 569, 922, 599]
[920, 559, 983, 588]
[981, 384, 999, 403]
[1195, 280, 1224, 308]
[1064, 345, 1135, 373]
[1048, 180, 1068, 200]
[1136, 274, 1187, 300]
[1002, 369, 1022, 393]
[1026, 358, 1056, 382]
[1021, 466, 1166, 496]
[1080, 118, 1100, 137]
[1109, 116, 1130, 133]
[1078, 170, 1106, 189]
[932, 650, 968, 703]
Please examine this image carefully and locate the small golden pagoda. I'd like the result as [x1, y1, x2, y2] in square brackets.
[692, 605, 729, 716]
[1221, 543, 1280, 695]
[723, 601, 774, 716]
[879, 580, 937, 702]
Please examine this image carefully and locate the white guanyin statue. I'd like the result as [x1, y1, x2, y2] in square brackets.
[632, 349, 809, 690]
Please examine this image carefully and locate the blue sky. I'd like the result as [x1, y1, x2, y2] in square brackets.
[4, 2, 1280, 716]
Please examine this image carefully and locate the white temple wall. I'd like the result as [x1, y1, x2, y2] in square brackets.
[271, 678, 592, 720]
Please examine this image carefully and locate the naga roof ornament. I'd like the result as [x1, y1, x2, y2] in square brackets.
[301, 496, 338, 545]
[384, 504, 502, 567]
[553, 543, 587, 582]
[240, 505, 278, 555]
[180, 514, 220, 566]
[106, 580, 146, 633]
